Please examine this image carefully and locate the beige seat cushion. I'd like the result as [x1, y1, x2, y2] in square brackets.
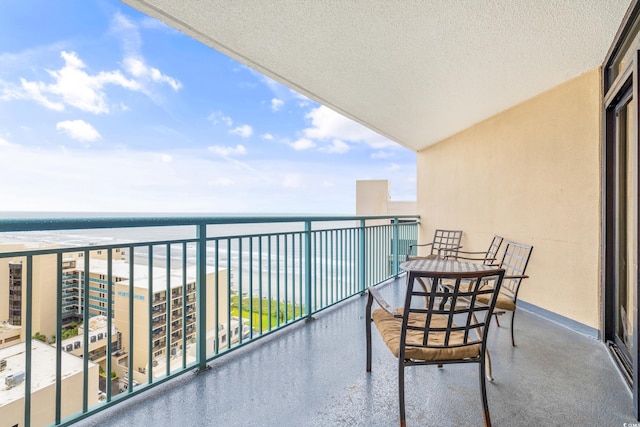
[476, 292, 516, 311]
[458, 280, 516, 312]
[372, 308, 481, 361]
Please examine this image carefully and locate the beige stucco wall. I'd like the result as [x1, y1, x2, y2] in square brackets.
[356, 180, 390, 215]
[417, 67, 602, 328]
[356, 179, 417, 217]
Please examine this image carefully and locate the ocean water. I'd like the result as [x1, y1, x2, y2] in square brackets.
[0, 212, 360, 298]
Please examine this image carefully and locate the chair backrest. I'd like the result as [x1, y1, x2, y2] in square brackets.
[400, 267, 505, 357]
[483, 235, 504, 265]
[498, 241, 533, 301]
[431, 229, 463, 256]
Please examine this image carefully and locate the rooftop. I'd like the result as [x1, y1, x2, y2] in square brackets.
[60, 315, 117, 350]
[0, 341, 94, 406]
[0, 321, 20, 335]
[72, 258, 221, 292]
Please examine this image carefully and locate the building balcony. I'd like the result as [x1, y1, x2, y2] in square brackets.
[73, 276, 634, 426]
[152, 296, 166, 305]
[4, 214, 632, 426]
[151, 319, 165, 329]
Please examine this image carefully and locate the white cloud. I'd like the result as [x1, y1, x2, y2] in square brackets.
[320, 139, 350, 154]
[56, 120, 101, 143]
[303, 105, 396, 149]
[290, 138, 316, 151]
[158, 153, 173, 163]
[0, 137, 18, 147]
[229, 124, 253, 138]
[123, 56, 181, 91]
[139, 16, 179, 33]
[386, 163, 401, 172]
[16, 79, 65, 111]
[0, 143, 413, 213]
[261, 133, 274, 140]
[271, 98, 284, 111]
[50, 51, 143, 113]
[209, 177, 233, 187]
[371, 151, 393, 159]
[110, 12, 142, 56]
[10, 51, 141, 114]
[111, 12, 181, 92]
[208, 111, 233, 126]
[283, 173, 303, 188]
[258, 75, 288, 97]
[209, 144, 247, 157]
[0, 15, 182, 115]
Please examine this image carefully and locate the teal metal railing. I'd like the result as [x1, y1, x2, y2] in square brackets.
[0, 215, 418, 426]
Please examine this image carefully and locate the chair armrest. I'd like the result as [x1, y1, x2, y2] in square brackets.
[409, 243, 435, 248]
[504, 274, 529, 280]
[456, 250, 496, 260]
[407, 242, 434, 254]
[368, 287, 401, 317]
[444, 254, 489, 262]
[436, 245, 462, 255]
[455, 249, 487, 255]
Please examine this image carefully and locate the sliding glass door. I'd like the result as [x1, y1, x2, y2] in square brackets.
[611, 86, 636, 377]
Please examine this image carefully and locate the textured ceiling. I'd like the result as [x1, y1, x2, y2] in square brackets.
[123, 0, 632, 152]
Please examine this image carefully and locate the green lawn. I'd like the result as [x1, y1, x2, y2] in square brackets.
[230, 294, 303, 332]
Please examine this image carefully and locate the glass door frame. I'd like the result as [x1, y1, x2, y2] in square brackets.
[604, 74, 635, 378]
[604, 6, 640, 416]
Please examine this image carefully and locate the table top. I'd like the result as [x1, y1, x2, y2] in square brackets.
[400, 258, 503, 277]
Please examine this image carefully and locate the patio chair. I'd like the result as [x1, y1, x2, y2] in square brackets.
[476, 241, 533, 346]
[447, 235, 504, 265]
[406, 229, 463, 260]
[366, 265, 505, 427]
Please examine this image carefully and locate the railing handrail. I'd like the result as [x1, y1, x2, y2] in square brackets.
[0, 214, 419, 232]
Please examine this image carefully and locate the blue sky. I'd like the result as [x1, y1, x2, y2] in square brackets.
[0, 1, 416, 214]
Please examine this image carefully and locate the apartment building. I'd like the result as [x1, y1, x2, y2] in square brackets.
[0, 340, 98, 427]
[0, 243, 126, 339]
[112, 263, 228, 382]
[0, 242, 59, 342]
[60, 248, 126, 321]
[59, 315, 121, 373]
[1, 241, 228, 384]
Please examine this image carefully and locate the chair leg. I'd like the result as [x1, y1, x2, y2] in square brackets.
[399, 359, 406, 427]
[366, 292, 373, 372]
[510, 310, 516, 347]
[470, 312, 492, 381]
[494, 314, 500, 327]
[485, 349, 493, 382]
[479, 361, 492, 427]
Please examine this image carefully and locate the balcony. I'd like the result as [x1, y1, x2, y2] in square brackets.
[0, 215, 418, 426]
[2, 214, 633, 426]
[73, 277, 634, 426]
